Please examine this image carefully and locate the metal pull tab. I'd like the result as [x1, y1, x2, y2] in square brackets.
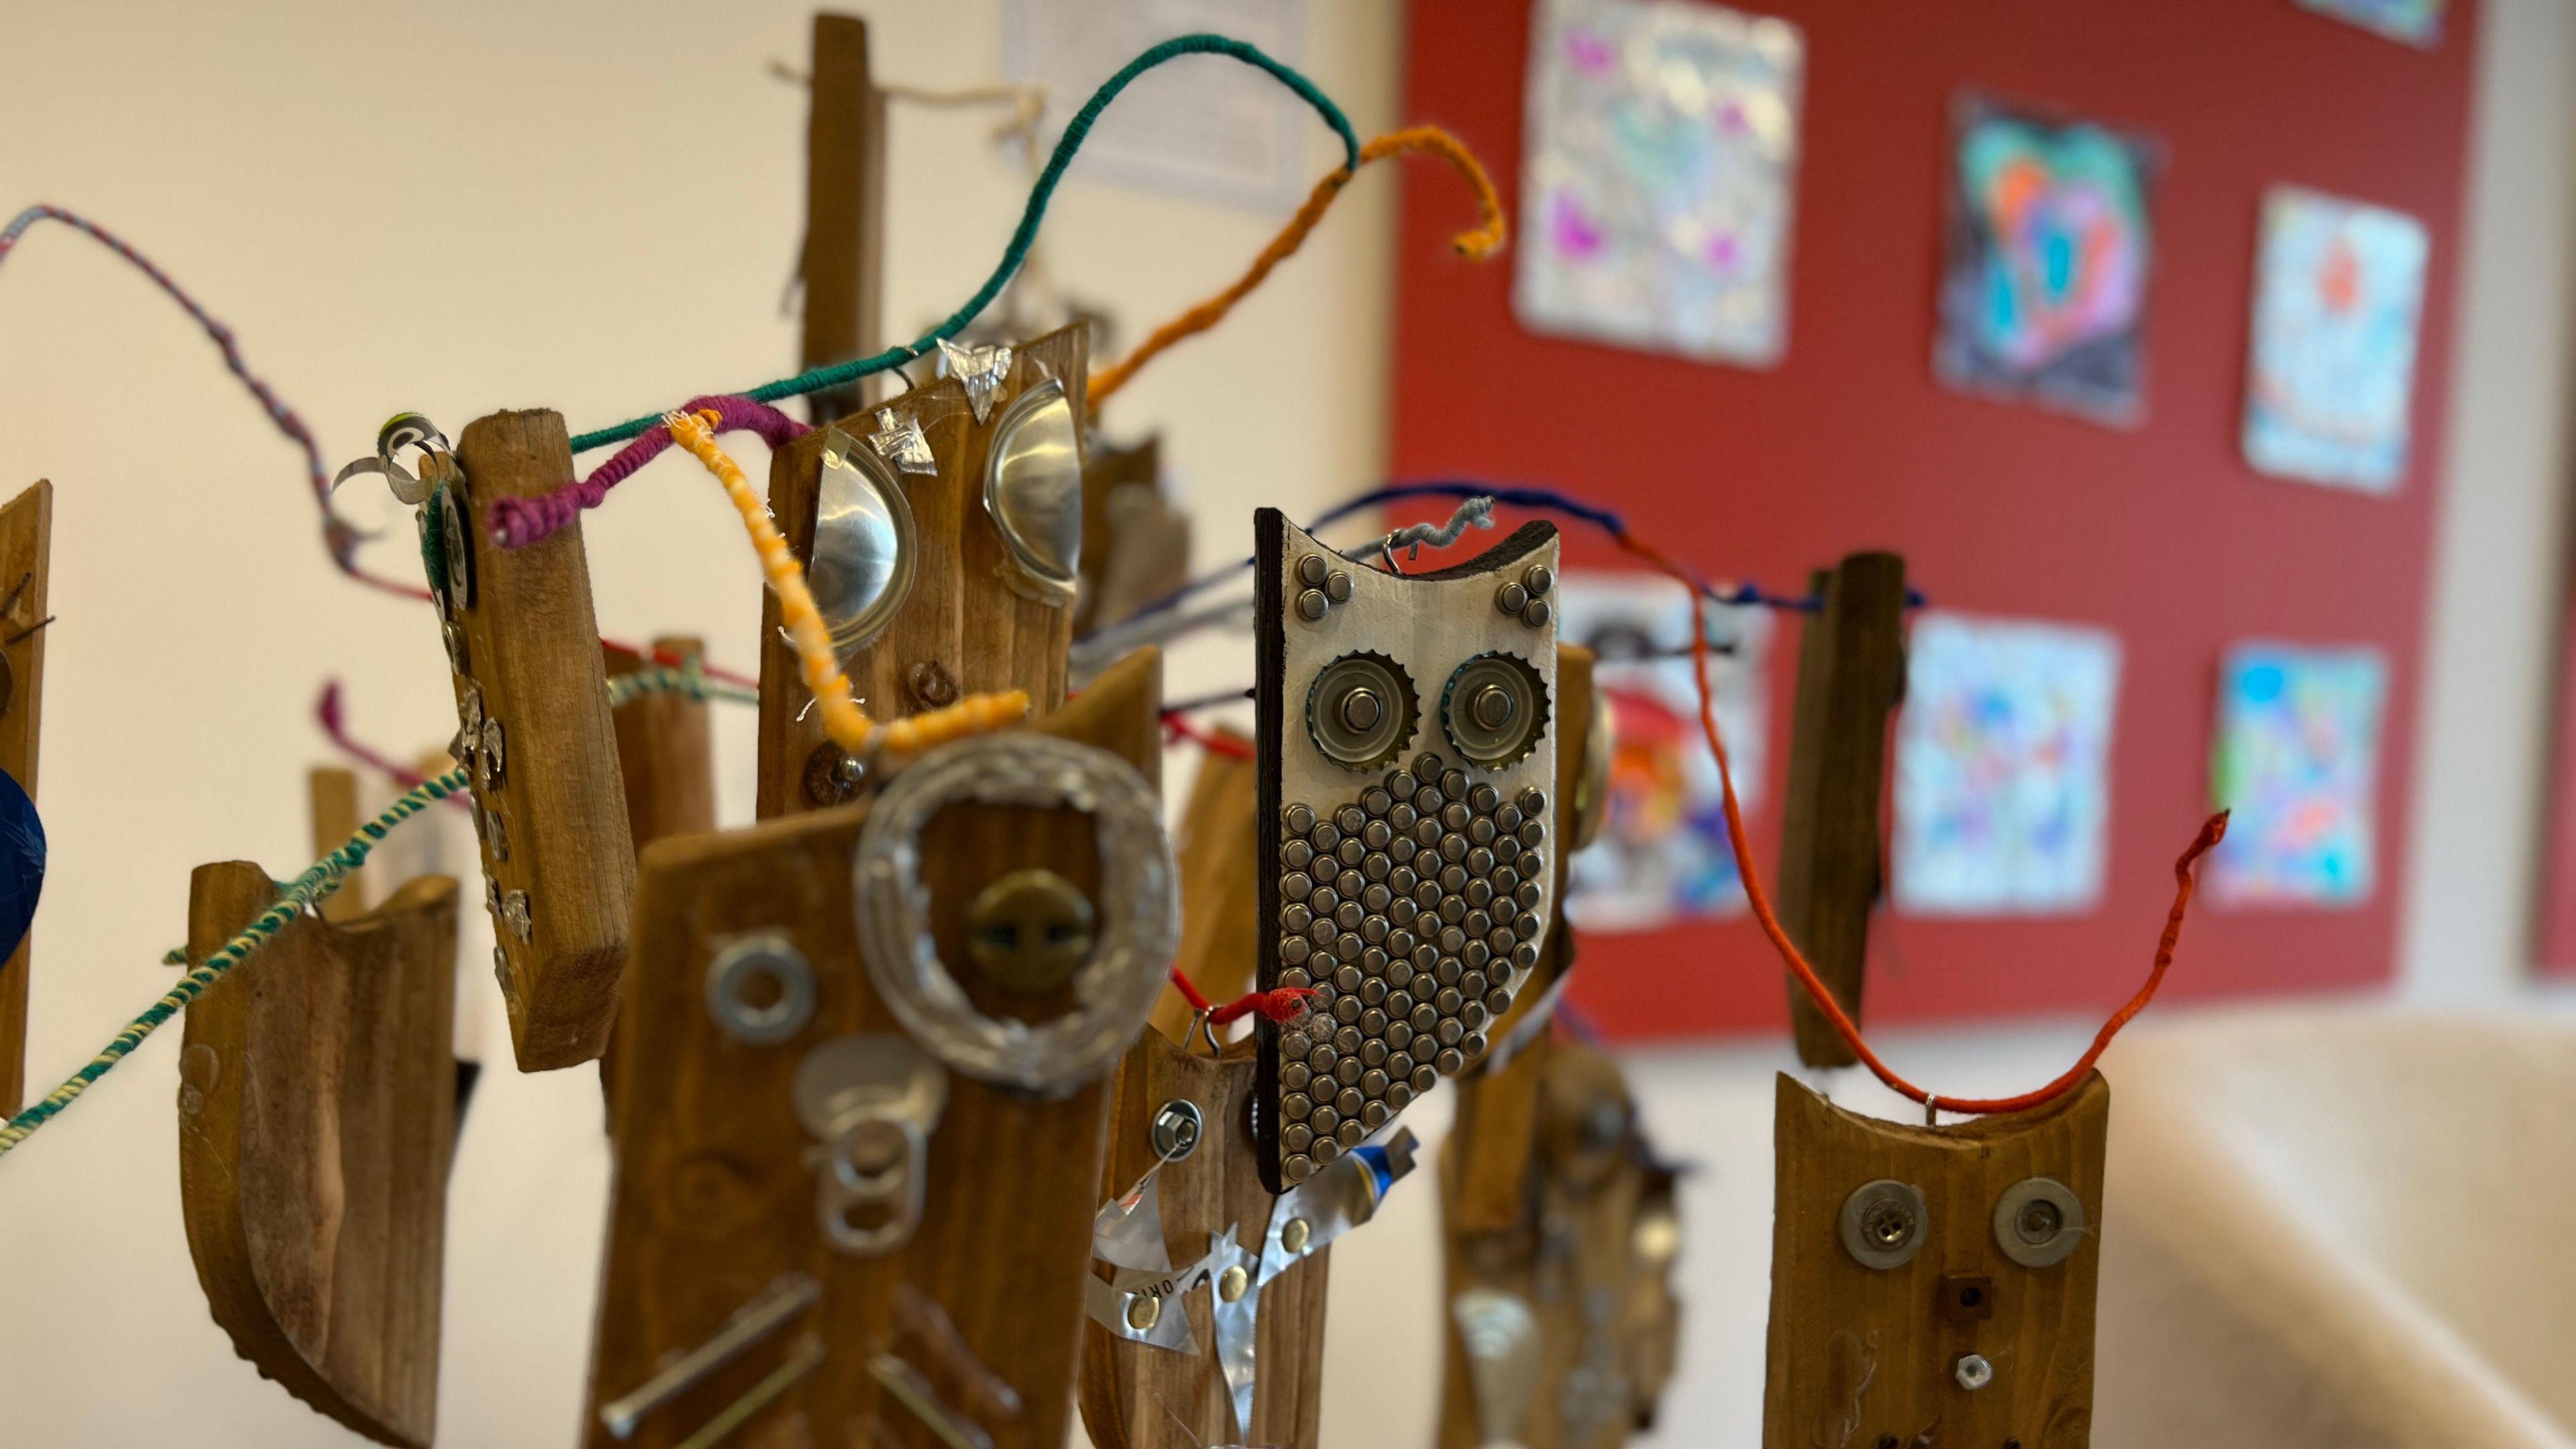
[794, 1033, 948, 1256]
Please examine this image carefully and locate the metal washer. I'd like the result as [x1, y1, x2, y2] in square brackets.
[1992, 1175, 2086, 1267]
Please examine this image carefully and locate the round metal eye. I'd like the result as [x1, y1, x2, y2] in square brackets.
[1838, 1179, 1929, 1270]
[981, 379, 1083, 604]
[1440, 652, 1550, 769]
[1307, 651, 1418, 769]
[855, 733, 1175, 1092]
[1993, 1177, 2086, 1267]
[705, 932, 819, 1045]
[810, 431, 919, 658]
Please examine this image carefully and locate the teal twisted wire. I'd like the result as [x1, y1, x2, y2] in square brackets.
[568, 34, 1357, 454]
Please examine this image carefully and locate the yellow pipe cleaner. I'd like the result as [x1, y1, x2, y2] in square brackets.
[661, 409, 1029, 758]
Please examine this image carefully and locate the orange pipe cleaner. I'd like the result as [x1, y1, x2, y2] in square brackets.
[1614, 531, 2228, 1117]
[1089, 125, 1507, 407]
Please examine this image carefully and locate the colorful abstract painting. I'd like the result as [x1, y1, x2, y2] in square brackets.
[1894, 614, 2123, 915]
[2296, 0, 2443, 47]
[1556, 572, 1773, 930]
[1513, 0, 1804, 366]
[1935, 97, 2159, 424]
[2243, 188, 2430, 492]
[2208, 643, 2387, 906]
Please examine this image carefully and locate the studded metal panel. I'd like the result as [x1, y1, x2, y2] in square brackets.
[1253, 511, 1560, 1191]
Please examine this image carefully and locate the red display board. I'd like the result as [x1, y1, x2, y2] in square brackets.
[1387, 0, 2479, 1039]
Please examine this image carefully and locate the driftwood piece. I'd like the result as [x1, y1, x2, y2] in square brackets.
[1436, 1040, 1682, 1449]
[1764, 1073, 2110, 1448]
[585, 647, 1161, 1449]
[604, 635, 718, 852]
[757, 324, 1089, 818]
[441, 408, 636, 1070]
[176, 864, 460, 1448]
[1774, 553, 1907, 1068]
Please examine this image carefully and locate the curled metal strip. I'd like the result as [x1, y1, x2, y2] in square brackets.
[855, 733, 1177, 1093]
[1258, 1126, 1418, 1285]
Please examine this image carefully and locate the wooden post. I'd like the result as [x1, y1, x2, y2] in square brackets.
[440, 409, 637, 1071]
[1762, 1074, 2108, 1448]
[800, 11, 888, 425]
[0, 480, 48, 1117]
[1073, 434, 1191, 643]
[1774, 553, 1907, 1069]
[178, 863, 460, 1449]
[584, 648, 1163, 1449]
[309, 767, 372, 922]
[604, 635, 718, 851]
[756, 323, 1089, 819]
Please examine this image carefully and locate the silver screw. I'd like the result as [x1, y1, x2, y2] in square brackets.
[1954, 1352, 1993, 1391]
[1149, 1099, 1203, 1161]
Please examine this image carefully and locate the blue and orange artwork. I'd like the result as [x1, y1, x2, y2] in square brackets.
[1555, 572, 1772, 930]
[2243, 187, 2428, 493]
[1936, 96, 2158, 424]
[1893, 613, 2122, 915]
[2208, 643, 2387, 908]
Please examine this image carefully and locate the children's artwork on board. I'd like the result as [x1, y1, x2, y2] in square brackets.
[2296, 0, 2444, 47]
[1513, 0, 1805, 367]
[2208, 643, 2388, 907]
[1935, 96, 2158, 425]
[2243, 187, 2430, 493]
[1558, 571, 1772, 930]
[1894, 612, 2122, 915]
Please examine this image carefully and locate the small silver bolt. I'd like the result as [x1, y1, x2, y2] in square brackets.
[1954, 1353, 1993, 1391]
[1149, 1099, 1203, 1161]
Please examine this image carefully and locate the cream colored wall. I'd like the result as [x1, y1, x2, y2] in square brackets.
[5, 1, 2576, 1446]
[0, 1, 1401, 1444]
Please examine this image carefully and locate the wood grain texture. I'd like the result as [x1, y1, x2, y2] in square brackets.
[1437, 1040, 1676, 1449]
[1774, 554, 1908, 1068]
[1764, 1072, 2110, 1449]
[0, 480, 48, 1116]
[1073, 433, 1190, 641]
[799, 11, 886, 425]
[604, 635, 718, 852]
[1076, 1031, 1332, 1449]
[1153, 726, 1258, 1042]
[448, 408, 637, 1071]
[758, 324, 1089, 818]
[308, 767, 370, 921]
[176, 863, 460, 1448]
[586, 646, 1161, 1449]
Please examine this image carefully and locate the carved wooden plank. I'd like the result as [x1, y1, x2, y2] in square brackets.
[586, 646, 1161, 1449]
[1077, 1031, 1332, 1449]
[799, 11, 887, 425]
[309, 767, 371, 921]
[0, 479, 48, 1116]
[177, 864, 460, 1448]
[604, 635, 718, 851]
[1764, 1073, 2109, 1449]
[1152, 725, 1258, 1043]
[1774, 553, 1907, 1068]
[439, 408, 636, 1070]
[1437, 1040, 1679, 1449]
[757, 325, 1089, 818]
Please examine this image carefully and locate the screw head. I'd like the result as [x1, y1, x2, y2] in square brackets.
[1126, 1293, 1161, 1332]
[1281, 1216, 1311, 1254]
[1218, 1265, 1250, 1303]
[908, 659, 959, 706]
[1954, 1352, 1994, 1391]
[964, 868, 1097, 993]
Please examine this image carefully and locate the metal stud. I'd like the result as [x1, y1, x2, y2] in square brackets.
[1838, 1179, 1931, 1270]
[1992, 1177, 2086, 1268]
